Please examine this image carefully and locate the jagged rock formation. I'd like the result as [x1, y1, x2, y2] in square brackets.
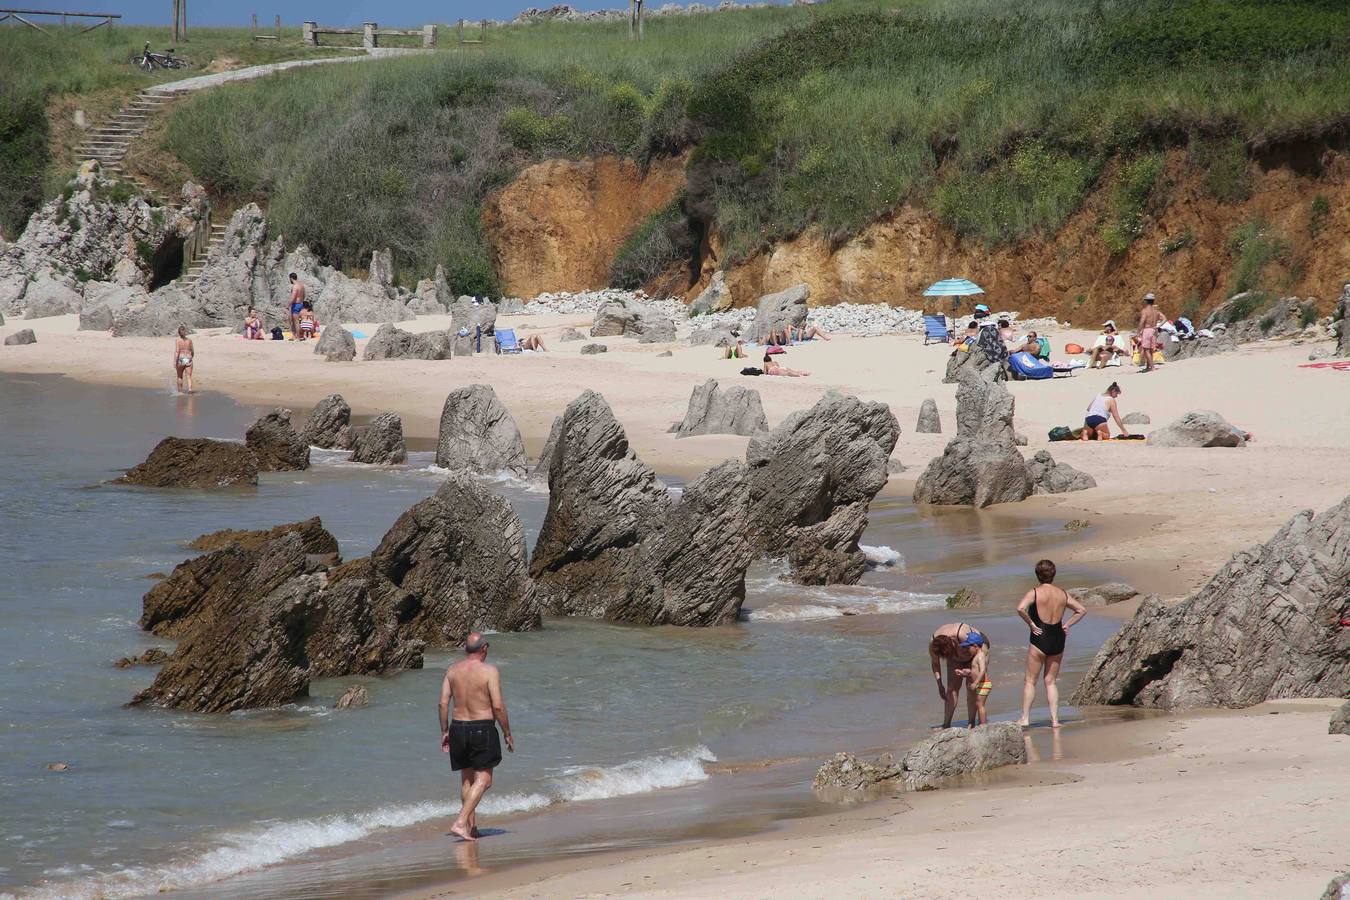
[117, 437, 259, 487]
[301, 394, 351, 449]
[1148, 410, 1246, 448]
[368, 248, 394, 288]
[688, 326, 736, 347]
[1164, 332, 1236, 361]
[4, 329, 36, 346]
[1027, 450, 1096, 494]
[111, 286, 204, 337]
[581, 343, 607, 354]
[191, 204, 273, 327]
[186, 516, 340, 554]
[1337, 283, 1349, 357]
[943, 344, 1001, 384]
[79, 282, 146, 330]
[362, 323, 452, 360]
[914, 369, 1032, 508]
[348, 412, 407, 465]
[813, 723, 1026, 796]
[1205, 293, 1316, 343]
[369, 472, 540, 642]
[1072, 496, 1350, 709]
[114, 648, 169, 668]
[1067, 582, 1140, 608]
[245, 409, 311, 471]
[1121, 411, 1151, 425]
[689, 270, 732, 315]
[435, 384, 528, 475]
[314, 324, 356, 361]
[313, 270, 411, 324]
[916, 398, 941, 433]
[745, 391, 899, 584]
[749, 283, 808, 342]
[334, 685, 369, 709]
[590, 294, 673, 341]
[1332, 700, 1350, 736]
[449, 294, 497, 339]
[674, 379, 768, 438]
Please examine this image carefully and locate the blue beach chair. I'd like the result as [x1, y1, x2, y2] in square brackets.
[923, 314, 949, 345]
[495, 328, 523, 354]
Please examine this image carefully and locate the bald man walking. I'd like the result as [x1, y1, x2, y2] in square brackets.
[439, 632, 514, 842]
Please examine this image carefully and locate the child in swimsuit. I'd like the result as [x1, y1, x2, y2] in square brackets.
[298, 305, 316, 340]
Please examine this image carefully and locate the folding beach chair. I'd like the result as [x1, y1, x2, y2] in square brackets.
[923, 314, 949, 345]
[494, 328, 523, 354]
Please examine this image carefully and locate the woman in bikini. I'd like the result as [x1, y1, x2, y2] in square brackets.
[929, 623, 992, 728]
[1016, 559, 1087, 728]
[762, 353, 810, 377]
[243, 307, 263, 340]
[173, 325, 194, 394]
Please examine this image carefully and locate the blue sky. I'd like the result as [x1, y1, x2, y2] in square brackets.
[109, 1, 699, 27]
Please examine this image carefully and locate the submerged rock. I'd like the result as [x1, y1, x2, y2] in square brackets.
[114, 648, 169, 668]
[300, 394, 351, 449]
[117, 437, 259, 488]
[435, 384, 528, 475]
[674, 379, 768, 438]
[945, 587, 982, 609]
[1027, 450, 1096, 494]
[334, 685, 369, 710]
[1072, 495, 1350, 709]
[314, 324, 356, 362]
[348, 412, 407, 465]
[245, 409, 311, 471]
[1148, 410, 1246, 448]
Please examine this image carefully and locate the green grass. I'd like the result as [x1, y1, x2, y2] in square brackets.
[610, 197, 689, 290]
[1226, 217, 1289, 298]
[1100, 153, 1164, 256]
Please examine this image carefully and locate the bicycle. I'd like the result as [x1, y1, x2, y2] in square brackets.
[133, 42, 188, 71]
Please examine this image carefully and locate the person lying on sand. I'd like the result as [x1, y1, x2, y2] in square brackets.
[520, 335, 546, 351]
[789, 323, 831, 342]
[929, 624, 991, 728]
[1082, 381, 1130, 440]
[1016, 559, 1087, 728]
[439, 632, 514, 843]
[762, 353, 809, 377]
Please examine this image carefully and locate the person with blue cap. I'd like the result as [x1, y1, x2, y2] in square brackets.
[928, 622, 993, 728]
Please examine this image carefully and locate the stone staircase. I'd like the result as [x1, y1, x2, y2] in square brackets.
[177, 219, 229, 286]
[75, 89, 177, 204]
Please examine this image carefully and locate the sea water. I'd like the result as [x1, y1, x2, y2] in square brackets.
[0, 375, 1121, 898]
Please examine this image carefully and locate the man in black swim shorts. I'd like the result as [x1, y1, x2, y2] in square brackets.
[439, 632, 514, 842]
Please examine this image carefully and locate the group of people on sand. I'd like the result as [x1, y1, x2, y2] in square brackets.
[720, 322, 828, 377]
[1090, 293, 1170, 373]
[929, 560, 1087, 729]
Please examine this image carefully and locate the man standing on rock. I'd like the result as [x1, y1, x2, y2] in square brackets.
[1136, 293, 1165, 373]
[439, 632, 514, 842]
[288, 272, 306, 341]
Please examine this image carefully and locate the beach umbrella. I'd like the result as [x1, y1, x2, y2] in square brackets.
[922, 278, 984, 310]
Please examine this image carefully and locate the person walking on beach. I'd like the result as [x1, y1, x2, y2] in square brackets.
[439, 632, 514, 843]
[929, 623, 992, 728]
[288, 273, 306, 340]
[173, 325, 194, 394]
[1016, 560, 1087, 728]
[1136, 292, 1165, 373]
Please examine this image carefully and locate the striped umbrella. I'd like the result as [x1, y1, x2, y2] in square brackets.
[922, 278, 984, 311]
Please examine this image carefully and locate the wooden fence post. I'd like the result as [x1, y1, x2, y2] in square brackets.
[250, 12, 256, 37]
[274, 14, 280, 38]
[302, 20, 315, 45]
[362, 21, 376, 50]
[423, 23, 436, 48]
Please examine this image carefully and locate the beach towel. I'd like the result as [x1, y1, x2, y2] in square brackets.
[1009, 351, 1053, 380]
[1299, 360, 1350, 370]
[766, 346, 786, 355]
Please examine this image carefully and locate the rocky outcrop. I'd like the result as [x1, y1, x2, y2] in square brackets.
[1337, 283, 1350, 357]
[313, 270, 411, 324]
[674, 379, 768, 438]
[1164, 332, 1236, 361]
[914, 369, 1032, 508]
[185, 516, 340, 554]
[531, 391, 673, 617]
[745, 391, 899, 584]
[590, 294, 672, 341]
[1073, 496, 1350, 709]
[1067, 582, 1140, 608]
[943, 344, 1000, 384]
[1121, 411, 1151, 425]
[749, 283, 809, 342]
[449, 295, 497, 339]
[1331, 700, 1350, 736]
[349, 412, 407, 465]
[688, 326, 736, 347]
[114, 648, 169, 668]
[813, 723, 1026, 796]
[581, 343, 607, 354]
[690, 270, 732, 315]
[946, 587, 982, 609]
[368, 248, 394, 289]
[314, 324, 356, 361]
[362, 323, 452, 360]
[370, 472, 540, 641]
[4, 328, 36, 346]
[1205, 293, 1315, 343]
[245, 409, 311, 471]
[22, 272, 83, 318]
[435, 384, 528, 475]
[117, 437, 259, 488]
[1148, 410, 1246, 448]
[191, 204, 271, 327]
[79, 282, 146, 330]
[1028, 450, 1096, 494]
[111, 287, 206, 337]
[334, 685, 369, 709]
[916, 398, 941, 433]
[301, 394, 351, 449]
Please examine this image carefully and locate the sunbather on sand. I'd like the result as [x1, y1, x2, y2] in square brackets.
[763, 353, 809, 377]
[520, 335, 547, 351]
[790, 323, 831, 342]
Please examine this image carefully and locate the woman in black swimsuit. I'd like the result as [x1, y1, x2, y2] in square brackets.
[1015, 560, 1087, 728]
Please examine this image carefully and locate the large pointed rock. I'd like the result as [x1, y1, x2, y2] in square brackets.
[362, 323, 452, 360]
[914, 369, 1031, 508]
[245, 409, 311, 471]
[371, 472, 540, 643]
[301, 394, 351, 449]
[1147, 410, 1246, 448]
[690, 270, 733, 315]
[674, 379, 768, 438]
[1072, 495, 1350, 710]
[745, 391, 899, 584]
[435, 384, 528, 475]
[349, 412, 406, 465]
[749, 283, 809, 342]
[530, 391, 672, 616]
[314, 324, 356, 361]
[915, 398, 942, 433]
[1027, 450, 1096, 494]
[117, 437, 258, 487]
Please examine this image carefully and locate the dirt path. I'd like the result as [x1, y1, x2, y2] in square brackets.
[144, 47, 425, 95]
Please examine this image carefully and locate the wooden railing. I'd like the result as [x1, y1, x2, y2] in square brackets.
[0, 6, 119, 33]
[301, 20, 436, 49]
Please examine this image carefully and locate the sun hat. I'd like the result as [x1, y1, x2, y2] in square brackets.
[1102, 319, 1116, 329]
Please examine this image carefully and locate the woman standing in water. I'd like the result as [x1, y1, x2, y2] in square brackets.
[1016, 559, 1086, 728]
[173, 325, 194, 394]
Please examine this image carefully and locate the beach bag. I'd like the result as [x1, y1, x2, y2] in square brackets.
[270, 326, 284, 341]
[1048, 426, 1074, 442]
[740, 366, 763, 376]
[765, 345, 786, 355]
[1065, 342, 1085, 355]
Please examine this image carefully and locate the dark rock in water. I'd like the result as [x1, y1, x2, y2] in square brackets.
[915, 369, 1032, 508]
[580, 343, 607, 355]
[246, 408, 311, 471]
[1121, 412, 1150, 425]
[349, 412, 406, 465]
[531, 391, 672, 617]
[371, 472, 540, 642]
[117, 437, 259, 488]
[186, 516, 340, 554]
[314, 324, 356, 362]
[302, 560, 425, 677]
[362, 323, 452, 360]
[746, 391, 899, 585]
[749, 283, 808, 342]
[1148, 410, 1246, 448]
[1067, 582, 1139, 608]
[1072, 496, 1350, 709]
[945, 587, 982, 609]
[1064, 518, 1090, 530]
[4, 328, 36, 345]
[114, 648, 169, 668]
[301, 394, 351, 449]
[1028, 450, 1096, 494]
[435, 384, 528, 475]
[143, 518, 339, 638]
[334, 685, 369, 709]
[1331, 700, 1350, 735]
[916, 398, 941, 433]
[674, 379, 768, 438]
[813, 723, 1026, 796]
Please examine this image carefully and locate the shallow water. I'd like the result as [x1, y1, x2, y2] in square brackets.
[0, 375, 1120, 898]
